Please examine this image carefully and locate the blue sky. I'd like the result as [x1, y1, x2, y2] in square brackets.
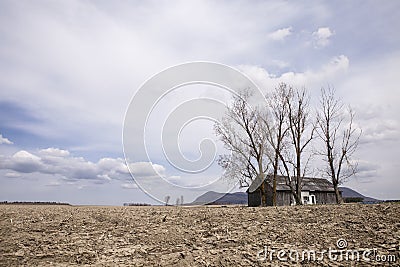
[0, 0, 399, 205]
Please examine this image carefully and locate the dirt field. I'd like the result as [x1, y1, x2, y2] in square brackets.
[0, 203, 399, 266]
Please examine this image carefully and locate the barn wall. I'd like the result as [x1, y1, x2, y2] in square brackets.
[248, 185, 339, 206]
[249, 182, 293, 206]
[248, 189, 261, 207]
[265, 182, 293, 206]
[276, 191, 292, 206]
[248, 182, 277, 207]
[314, 192, 337, 204]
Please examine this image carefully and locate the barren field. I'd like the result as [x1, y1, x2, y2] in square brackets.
[0, 203, 399, 266]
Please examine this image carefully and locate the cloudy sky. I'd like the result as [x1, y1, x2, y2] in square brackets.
[0, 0, 399, 205]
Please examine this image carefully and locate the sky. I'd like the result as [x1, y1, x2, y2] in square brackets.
[0, 0, 399, 205]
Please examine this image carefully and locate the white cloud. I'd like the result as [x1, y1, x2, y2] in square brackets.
[45, 181, 62, 187]
[0, 134, 13, 145]
[0, 147, 180, 191]
[358, 119, 399, 144]
[0, 1, 301, 151]
[127, 162, 166, 178]
[98, 158, 130, 175]
[39, 148, 70, 157]
[353, 160, 381, 182]
[0, 148, 132, 181]
[270, 59, 290, 69]
[121, 183, 138, 189]
[4, 172, 21, 178]
[238, 55, 349, 90]
[5, 150, 44, 173]
[165, 175, 181, 184]
[13, 150, 41, 160]
[312, 27, 334, 48]
[269, 27, 292, 41]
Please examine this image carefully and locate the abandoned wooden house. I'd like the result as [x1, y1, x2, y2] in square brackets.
[247, 175, 340, 206]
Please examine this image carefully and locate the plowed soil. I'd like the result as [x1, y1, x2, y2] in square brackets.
[0, 203, 399, 266]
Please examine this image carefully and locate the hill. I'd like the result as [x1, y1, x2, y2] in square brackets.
[339, 187, 381, 203]
[191, 191, 247, 205]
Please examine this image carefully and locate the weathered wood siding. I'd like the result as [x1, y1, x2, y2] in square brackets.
[247, 179, 339, 206]
[276, 191, 293, 206]
[250, 181, 294, 206]
[248, 189, 261, 207]
[265, 181, 292, 206]
[314, 192, 338, 204]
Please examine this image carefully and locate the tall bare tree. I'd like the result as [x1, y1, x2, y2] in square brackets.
[215, 89, 271, 206]
[264, 83, 291, 206]
[277, 86, 315, 205]
[316, 87, 361, 204]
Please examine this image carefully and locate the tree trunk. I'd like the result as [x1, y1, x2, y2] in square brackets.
[257, 152, 267, 207]
[272, 175, 277, 206]
[272, 153, 279, 206]
[260, 181, 267, 206]
[334, 185, 343, 204]
[295, 191, 302, 205]
[295, 177, 302, 205]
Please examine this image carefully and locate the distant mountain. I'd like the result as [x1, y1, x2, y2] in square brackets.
[191, 191, 247, 205]
[339, 187, 380, 203]
[0, 201, 71, 205]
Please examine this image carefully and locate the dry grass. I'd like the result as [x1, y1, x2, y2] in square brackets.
[0, 203, 399, 266]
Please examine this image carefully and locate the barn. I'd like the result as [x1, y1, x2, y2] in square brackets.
[247, 175, 340, 207]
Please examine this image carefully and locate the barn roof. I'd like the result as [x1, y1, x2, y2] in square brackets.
[248, 175, 335, 193]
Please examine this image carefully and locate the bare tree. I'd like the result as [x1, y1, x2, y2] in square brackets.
[277, 86, 315, 205]
[215, 89, 271, 206]
[316, 87, 361, 204]
[164, 195, 170, 206]
[264, 83, 291, 206]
